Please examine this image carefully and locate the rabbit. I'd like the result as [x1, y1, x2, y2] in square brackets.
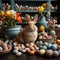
[14, 14, 38, 44]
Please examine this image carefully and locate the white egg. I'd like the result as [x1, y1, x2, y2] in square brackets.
[13, 50, 18, 54]
[16, 52, 22, 56]
[13, 42, 17, 46]
[0, 47, 3, 51]
[22, 49, 26, 53]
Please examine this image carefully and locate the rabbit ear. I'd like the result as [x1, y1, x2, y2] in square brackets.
[33, 14, 38, 23]
[25, 14, 31, 22]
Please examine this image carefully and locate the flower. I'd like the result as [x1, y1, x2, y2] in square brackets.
[0, 10, 22, 27]
[37, 3, 47, 17]
[48, 19, 57, 29]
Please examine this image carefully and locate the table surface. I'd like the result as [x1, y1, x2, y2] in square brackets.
[0, 51, 60, 60]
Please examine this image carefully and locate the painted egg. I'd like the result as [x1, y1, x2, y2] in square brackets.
[42, 46, 47, 50]
[45, 50, 53, 57]
[13, 42, 17, 46]
[14, 46, 19, 50]
[50, 30, 56, 36]
[51, 44, 57, 50]
[47, 43, 52, 49]
[53, 51, 59, 57]
[39, 49, 45, 56]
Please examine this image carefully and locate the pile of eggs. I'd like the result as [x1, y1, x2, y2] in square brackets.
[37, 40, 60, 57]
[13, 42, 39, 56]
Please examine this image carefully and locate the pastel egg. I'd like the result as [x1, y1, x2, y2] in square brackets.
[53, 51, 59, 57]
[16, 52, 22, 56]
[45, 50, 53, 57]
[13, 50, 18, 54]
[50, 30, 56, 36]
[42, 46, 47, 50]
[39, 45, 43, 49]
[39, 41, 43, 45]
[57, 45, 60, 50]
[51, 44, 57, 50]
[58, 50, 60, 55]
[39, 49, 45, 56]
[0, 46, 3, 51]
[47, 43, 52, 49]
[44, 42, 48, 46]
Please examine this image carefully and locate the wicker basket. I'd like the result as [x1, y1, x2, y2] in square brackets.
[0, 45, 12, 55]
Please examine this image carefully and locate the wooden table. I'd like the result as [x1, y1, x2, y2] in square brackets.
[0, 51, 60, 60]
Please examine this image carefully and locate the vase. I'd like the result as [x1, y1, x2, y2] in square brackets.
[36, 16, 48, 29]
[3, 25, 22, 39]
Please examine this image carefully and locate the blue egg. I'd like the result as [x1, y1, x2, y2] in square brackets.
[50, 30, 56, 36]
[47, 43, 52, 49]
[51, 44, 57, 51]
[42, 46, 47, 50]
[58, 50, 60, 55]
[39, 45, 43, 49]
[39, 41, 43, 45]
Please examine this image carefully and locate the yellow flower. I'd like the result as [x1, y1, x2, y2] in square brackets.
[6, 10, 11, 16]
[38, 6, 45, 13]
[42, 3, 47, 8]
[0, 11, 5, 16]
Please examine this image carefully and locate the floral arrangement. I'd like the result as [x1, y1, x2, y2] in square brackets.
[48, 19, 57, 29]
[0, 10, 22, 27]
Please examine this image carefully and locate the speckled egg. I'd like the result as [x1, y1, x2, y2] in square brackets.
[47, 43, 52, 49]
[51, 44, 57, 51]
[39, 49, 45, 56]
[50, 30, 56, 36]
[53, 51, 59, 57]
[45, 50, 53, 57]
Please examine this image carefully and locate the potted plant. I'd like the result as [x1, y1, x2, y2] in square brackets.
[0, 10, 22, 39]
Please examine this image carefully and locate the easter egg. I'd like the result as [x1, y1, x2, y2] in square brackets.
[39, 45, 43, 49]
[0, 46, 3, 51]
[53, 51, 59, 57]
[57, 45, 60, 50]
[47, 43, 52, 49]
[45, 50, 53, 57]
[50, 30, 56, 36]
[58, 50, 60, 55]
[39, 49, 45, 56]
[16, 52, 22, 56]
[44, 42, 48, 46]
[13, 50, 18, 54]
[51, 44, 57, 51]
[56, 39, 60, 45]
[39, 41, 43, 45]
[42, 46, 47, 50]
[39, 25, 45, 31]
